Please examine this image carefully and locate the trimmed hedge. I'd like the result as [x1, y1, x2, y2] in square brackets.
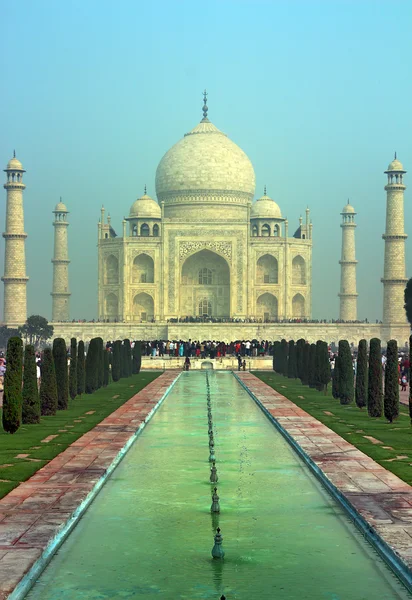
[53, 338, 68, 410]
[287, 340, 297, 379]
[368, 338, 383, 418]
[355, 339, 367, 409]
[338, 340, 354, 405]
[384, 339, 399, 423]
[77, 340, 85, 395]
[69, 338, 77, 400]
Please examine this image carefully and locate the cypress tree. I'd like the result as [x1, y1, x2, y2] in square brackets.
[69, 338, 77, 400]
[280, 339, 288, 376]
[409, 334, 412, 426]
[368, 338, 383, 418]
[40, 347, 58, 416]
[96, 337, 104, 389]
[296, 338, 305, 380]
[287, 340, 297, 378]
[2, 337, 23, 434]
[338, 340, 354, 405]
[103, 349, 110, 386]
[273, 341, 281, 373]
[85, 338, 98, 393]
[355, 339, 368, 409]
[22, 344, 40, 424]
[316, 340, 331, 394]
[124, 339, 132, 377]
[308, 343, 317, 388]
[112, 340, 121, 382]
[332, 353, 340, 399]
[384, 339, 400, 423]
[301, 342, 310, 385]
[53, 338, 69, 410]
[132, 341, 142, 375]
[77, 340, 85, 395]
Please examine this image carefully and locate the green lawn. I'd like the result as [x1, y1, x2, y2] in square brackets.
[0, 372, 161, 499]
[253, 371, 412, 486]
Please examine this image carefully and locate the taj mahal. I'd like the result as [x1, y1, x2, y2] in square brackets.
[1, 93, 410, 346]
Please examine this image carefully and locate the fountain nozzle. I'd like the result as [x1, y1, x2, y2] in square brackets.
[211, 487, 220, 513]
[212, 527, 225, 559]
[210, 461, 218, 483]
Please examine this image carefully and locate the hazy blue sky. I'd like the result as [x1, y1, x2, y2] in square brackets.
[1, 0, 411, 321]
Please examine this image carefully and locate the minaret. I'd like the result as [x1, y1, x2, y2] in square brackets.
[339, 200, 358, 321]
[2, 153, 28, 325]
[51, 199, 70, 322]
[382, 154, 407, 324]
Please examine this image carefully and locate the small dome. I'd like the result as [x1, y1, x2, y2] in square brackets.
[386, 158, 404, 172]
[6, 156, 23, 170]
[54, 201, 68, 212]
[129, 193, 161, 218]
[342, 203, 355, 214]
[251, 193, 282, 219]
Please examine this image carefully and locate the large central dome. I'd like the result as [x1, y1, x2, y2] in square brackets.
[155, 105, 255, 219]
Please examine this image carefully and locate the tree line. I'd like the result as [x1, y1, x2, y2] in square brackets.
[2, 337, 142, 435]
[272, 337, 402, 424]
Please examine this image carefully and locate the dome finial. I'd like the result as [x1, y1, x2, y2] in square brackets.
[202, 89, 208, 121]
[264, 185, 267, 196]
[13, 150, 16, 158]
[347, 198, 350, 204]
[395, 151, 397, 160]
[144, 184, 147, 195]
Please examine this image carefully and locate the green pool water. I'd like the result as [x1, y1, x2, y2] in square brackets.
[26, 371, 411, 599]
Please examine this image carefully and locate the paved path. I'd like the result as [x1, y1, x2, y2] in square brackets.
[237, 372, 412, 579]
[0, 371, 178, 600]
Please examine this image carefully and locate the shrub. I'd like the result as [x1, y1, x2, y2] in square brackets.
[132, 341, 142, 375]
[40, 347, 58, 416]
[316, 340, 331, 394]
[2, 337, 23, 433]
[368, 338, 383, 418]
[77, 340, 85, 395]
[355, 339, 367, 409]
[69, 338, 77, 400]
[112, 340, 121, 382]
[338, 340, 354, 405]
[287, 340, 297, 378]
[85, 338, 99, 394]
[52, 338, 68, 410]
[384, 340, 399, 423]
[22, 344, 40, 424]
[308, 343, 317, 388]
[124, 339, 132, 377]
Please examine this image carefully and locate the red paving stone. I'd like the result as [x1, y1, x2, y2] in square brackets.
[237, 372, 412, 575]
[0, 371, 178, 600]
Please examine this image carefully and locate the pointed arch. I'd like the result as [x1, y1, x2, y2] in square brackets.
[256, 293, 278, 320]
[133, 253, 154, 283]
[292, 255, 306, 285]
[292, 293, 305, 317]
[133, 292, 154, 321]
[257, 254, 278, 284]
[104, 254, 119, 284]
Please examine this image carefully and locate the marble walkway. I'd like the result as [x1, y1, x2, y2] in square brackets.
[237, 372, 412, 579]
[0, 371, 178, 600]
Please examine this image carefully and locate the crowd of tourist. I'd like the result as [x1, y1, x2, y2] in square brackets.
[140, 339, 273, 358]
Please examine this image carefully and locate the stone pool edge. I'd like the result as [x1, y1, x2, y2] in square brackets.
[234, 371, 412, 594]
[1, 371, 181, 600]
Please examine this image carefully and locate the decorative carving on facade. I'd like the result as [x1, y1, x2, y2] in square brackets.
[179, 241, 232, 263]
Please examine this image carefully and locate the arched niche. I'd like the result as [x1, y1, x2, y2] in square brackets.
[105, 254, 119, 284]
[261, 224, 271, 237]
[252, 224, 258, 237]
[140, 223, 150, 237]
[105, 293, 118, 318]
[292, 293, 305, 317]
[292, 255, 306, 285]
[256, 254, 278, 284]
[133, 292, 154, 321]
[181, 249, 230, 317]
[133, 253, 154, 283]
[256, 292, 278, 320]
